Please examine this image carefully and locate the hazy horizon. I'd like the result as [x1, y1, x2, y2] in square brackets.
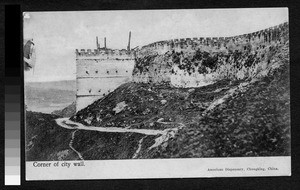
[25, 78, 76, 83]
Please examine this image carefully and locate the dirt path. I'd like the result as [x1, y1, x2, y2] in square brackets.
[69, 129, 84, 160]
[132, 136, 146, 159]
[55, 117, 186, 157]
[56, 117, 169, 136]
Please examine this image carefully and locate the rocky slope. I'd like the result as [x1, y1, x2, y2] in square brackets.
[155, 62, 290, 158]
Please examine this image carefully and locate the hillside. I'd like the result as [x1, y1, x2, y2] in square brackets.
[26, 111, 156, 160]
[25, 111, 78, 161]
[52, 101, 76, 117]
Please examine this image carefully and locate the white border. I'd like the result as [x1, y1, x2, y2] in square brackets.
[26, 156, 291, 180]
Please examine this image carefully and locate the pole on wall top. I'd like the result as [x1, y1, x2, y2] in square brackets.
[127, 31, 131, 51]
[96, 36, 100, 49]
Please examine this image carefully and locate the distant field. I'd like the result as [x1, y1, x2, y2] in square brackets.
[25, 80, 76, 113]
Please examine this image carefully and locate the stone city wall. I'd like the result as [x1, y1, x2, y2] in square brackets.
[132, 22, 289, 87]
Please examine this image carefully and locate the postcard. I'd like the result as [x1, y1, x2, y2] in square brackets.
[24, 8, 290, 180]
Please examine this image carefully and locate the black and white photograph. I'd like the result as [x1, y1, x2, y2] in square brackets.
[24, 8, 290, 180]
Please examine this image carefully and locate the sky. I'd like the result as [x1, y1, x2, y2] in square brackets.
[23, 8, 288, 82]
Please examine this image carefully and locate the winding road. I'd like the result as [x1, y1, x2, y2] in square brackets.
[55, 118, 170, 136]
[55, 117, 185, 159]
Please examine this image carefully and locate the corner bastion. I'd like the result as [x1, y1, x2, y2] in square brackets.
[75, 48, 135, 112]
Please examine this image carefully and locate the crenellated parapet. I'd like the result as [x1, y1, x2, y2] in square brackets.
[137, 22, 289, 55]
[75, 48, 135, 60]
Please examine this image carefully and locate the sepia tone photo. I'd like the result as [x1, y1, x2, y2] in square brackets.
[24, 8, 290, 179]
